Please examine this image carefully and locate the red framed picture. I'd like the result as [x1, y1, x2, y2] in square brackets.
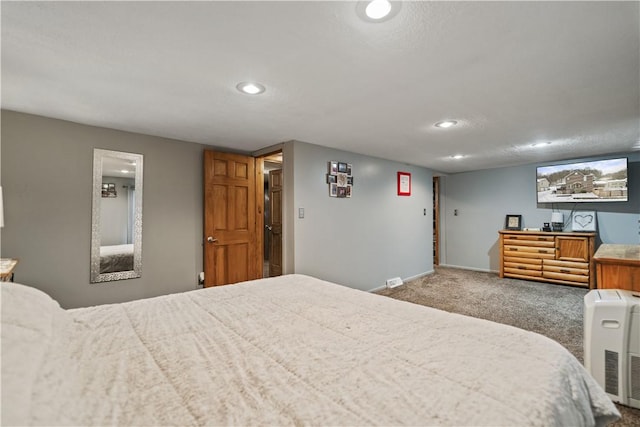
[397, 171, 411, 196]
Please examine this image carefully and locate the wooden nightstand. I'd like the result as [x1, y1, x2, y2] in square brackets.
[0, 258, 19, 282]
[593, 244, 640, 292]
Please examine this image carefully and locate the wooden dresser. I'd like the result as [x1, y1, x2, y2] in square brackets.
[499, 230, 596, 288]
[593, 244, 640, 292]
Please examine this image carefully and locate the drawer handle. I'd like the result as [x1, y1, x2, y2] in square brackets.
[518, 266, 526, 270]
[538, 249, 547, 253]
[509, 248, 518, 251]
[538, 237, 546, 241]
[560, 269, 570, 274]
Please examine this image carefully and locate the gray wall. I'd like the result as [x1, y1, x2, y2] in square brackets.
[0, 114, 434, 307]
[440, 152, 640, 272]
[7, 110, 634, 306]
[290, 141, 433, 291]
[1, 110, 206, 308]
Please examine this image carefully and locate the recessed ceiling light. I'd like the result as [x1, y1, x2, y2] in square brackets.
[356, 0, 401, 23]
[435, 120, 458, 129]
[236, 82, 266, 95]
[366, 0, 392, 19]
[451, 154, 464, 160]
[120, 169, 130, 173]
[531, 142, 551, 148]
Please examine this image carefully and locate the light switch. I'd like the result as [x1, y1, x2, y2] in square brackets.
[299, 208, 305, 219]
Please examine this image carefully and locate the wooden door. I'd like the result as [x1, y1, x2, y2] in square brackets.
[268, 169, 283, 277]
[204, 151, 262, 286]
[556, 236, 589, 262]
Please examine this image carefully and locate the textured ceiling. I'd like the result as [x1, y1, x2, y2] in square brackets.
[2, 1, 639, 173]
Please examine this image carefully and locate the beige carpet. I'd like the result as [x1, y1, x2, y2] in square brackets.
[376, 266, 640, 427]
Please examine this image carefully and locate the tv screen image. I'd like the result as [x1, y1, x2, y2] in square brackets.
[536, 158, 628, 203]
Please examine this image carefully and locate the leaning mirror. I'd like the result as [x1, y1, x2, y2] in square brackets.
[91, 149, 143, 283]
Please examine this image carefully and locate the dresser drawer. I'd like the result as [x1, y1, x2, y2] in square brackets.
[505, 268, 543, 278]
[502, 238, 555, 248]
[543, 271, 589, 283]
[543, 264, 588, 276]
[544, 259, 589, 270]
[503, 235, 555, 243]
[504, 245, 556, 258]
[504, 256, 542, 266]
[504, 262, 542, 271]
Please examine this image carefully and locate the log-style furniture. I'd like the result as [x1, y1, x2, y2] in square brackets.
[593, 244, 640, 292]
[499, 230, 596, 288]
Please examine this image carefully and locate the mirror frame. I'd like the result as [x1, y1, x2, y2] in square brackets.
[91, 149, 144, 283]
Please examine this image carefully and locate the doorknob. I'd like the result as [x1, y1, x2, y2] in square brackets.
[207, 236, 218, 243]
[265, 225, 272, 232]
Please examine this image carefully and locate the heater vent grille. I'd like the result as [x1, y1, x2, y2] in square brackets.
[631, 355, 640, 400]
[605, 350, 619, 396]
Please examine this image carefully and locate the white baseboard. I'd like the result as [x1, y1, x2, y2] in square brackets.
[438, 264, 498, 274]
[367, 270, 435, 293]
[404, 270, 435, 282]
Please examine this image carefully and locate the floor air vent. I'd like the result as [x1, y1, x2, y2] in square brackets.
[386, 277, 404, 289]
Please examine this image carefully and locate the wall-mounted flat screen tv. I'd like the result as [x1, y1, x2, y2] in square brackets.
[536, 157, 628, 203]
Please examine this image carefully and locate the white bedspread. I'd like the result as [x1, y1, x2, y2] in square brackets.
[1, 274, 620, 426]
[100, 243, 134, 273]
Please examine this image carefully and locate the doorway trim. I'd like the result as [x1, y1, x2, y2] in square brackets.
[254, 142, 294, 276]
[255, 147, 287, 276]
[433, 176, 440, 266]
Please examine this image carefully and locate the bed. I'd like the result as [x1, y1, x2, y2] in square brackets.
[99, 243, 134, 273]
[1, 274, 620, 426]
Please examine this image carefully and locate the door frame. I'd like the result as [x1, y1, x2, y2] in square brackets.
[433, 176, 440, 266]
[255, 148, 285, 277]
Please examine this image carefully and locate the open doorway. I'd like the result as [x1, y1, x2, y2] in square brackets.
[261, 151, 283, 278]
[433, 176, 440, 266]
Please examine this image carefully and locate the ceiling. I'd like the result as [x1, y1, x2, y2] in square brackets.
[2, 1, 639, 174]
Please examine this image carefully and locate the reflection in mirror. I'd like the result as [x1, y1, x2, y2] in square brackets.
[91, 149, 143, 283]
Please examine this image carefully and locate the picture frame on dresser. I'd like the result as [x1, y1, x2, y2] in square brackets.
[571, 211, 596, 232]
[505, 214, 522, 230]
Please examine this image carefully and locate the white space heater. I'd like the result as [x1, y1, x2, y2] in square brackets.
[584, 289, 640, 409]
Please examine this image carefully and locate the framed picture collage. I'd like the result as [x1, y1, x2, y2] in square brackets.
[327, 161, 353, 198]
